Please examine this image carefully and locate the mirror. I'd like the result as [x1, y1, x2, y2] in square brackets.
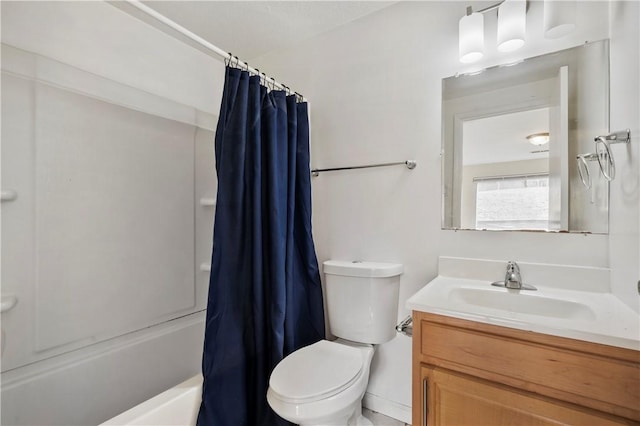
[442, 40, 609, 233]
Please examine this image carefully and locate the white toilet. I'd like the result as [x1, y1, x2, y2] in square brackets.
[267, 260, 403, 426]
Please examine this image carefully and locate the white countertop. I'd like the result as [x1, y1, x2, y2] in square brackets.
[407, 275, 640, 351]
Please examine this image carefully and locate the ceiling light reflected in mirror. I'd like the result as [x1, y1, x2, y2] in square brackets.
[527, 132, 550, 146]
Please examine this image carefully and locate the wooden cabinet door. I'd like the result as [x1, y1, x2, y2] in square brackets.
[421, 365, 626, 426]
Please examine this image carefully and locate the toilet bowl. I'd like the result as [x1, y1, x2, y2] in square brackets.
[267, 260, 403, 426]
[267, 339, 374, 426]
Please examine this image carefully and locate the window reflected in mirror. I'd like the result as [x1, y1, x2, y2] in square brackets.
[462, 109, 551, 230]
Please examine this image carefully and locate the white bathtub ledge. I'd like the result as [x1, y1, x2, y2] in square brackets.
[101, 375, 202, 426]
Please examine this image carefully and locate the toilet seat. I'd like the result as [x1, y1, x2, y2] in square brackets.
[269, 340, 364, 404]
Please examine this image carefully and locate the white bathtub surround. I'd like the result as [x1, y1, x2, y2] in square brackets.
[407, 257, 640, 350]
[1, 2, 220, 424]
[2, 312, 205, 426]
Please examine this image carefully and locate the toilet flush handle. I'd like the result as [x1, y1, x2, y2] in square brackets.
[396, 315, 413, 337]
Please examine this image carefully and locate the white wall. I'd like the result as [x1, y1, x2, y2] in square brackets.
[1, 2, 223, 424]
[608, 0, 640, 317]
[253, 1, 637, 421]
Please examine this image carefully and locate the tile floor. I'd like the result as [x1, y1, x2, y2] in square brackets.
[362, 408, 409, 426]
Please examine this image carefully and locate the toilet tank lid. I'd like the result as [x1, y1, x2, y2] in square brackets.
[323, 260, 403, 278]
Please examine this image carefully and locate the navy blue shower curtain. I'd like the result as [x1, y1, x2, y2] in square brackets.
[197, 66, 325, 426]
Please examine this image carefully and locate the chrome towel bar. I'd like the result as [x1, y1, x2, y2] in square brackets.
[311, 160, 417, 177]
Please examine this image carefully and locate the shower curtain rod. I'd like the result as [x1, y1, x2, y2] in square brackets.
[123, 0, 305, 100]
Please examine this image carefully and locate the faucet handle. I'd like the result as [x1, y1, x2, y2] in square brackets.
[505, 261, 522, 289]
[506, 261, 520, 272]
[492, 261, 536, 291]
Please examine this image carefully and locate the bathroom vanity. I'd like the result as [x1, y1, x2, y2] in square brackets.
[411, 311, 639, 425]
[407, 258, 640, 426]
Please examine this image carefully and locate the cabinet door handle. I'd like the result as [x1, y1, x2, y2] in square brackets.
[423, 378, 428, 426]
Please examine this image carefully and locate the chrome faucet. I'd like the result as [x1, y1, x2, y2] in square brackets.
[504, 261, 522, 289]
[491, 261, 537, 291]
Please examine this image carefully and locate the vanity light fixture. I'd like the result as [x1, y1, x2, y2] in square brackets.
[459, 0, 526, 63]
[458, 1, 576, 63]
[543, 0, 576, 39]
[526, 132, 550, 146]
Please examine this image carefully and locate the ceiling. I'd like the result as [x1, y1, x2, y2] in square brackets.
[463, 108, 550, 166]
[140, 1, 396, 61]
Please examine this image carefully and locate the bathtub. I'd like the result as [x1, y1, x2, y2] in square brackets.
[101, 375, 202, 425]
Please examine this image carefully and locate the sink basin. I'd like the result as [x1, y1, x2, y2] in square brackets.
[448, 287, 597, 321]
[405, 258, 640, 350]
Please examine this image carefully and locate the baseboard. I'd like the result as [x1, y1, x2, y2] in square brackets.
[363, 391, 411, 424]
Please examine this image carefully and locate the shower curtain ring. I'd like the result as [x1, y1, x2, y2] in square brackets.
[225, 53, 232, 67]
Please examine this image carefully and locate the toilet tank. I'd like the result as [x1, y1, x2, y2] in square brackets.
[323, 260, 403, 345]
